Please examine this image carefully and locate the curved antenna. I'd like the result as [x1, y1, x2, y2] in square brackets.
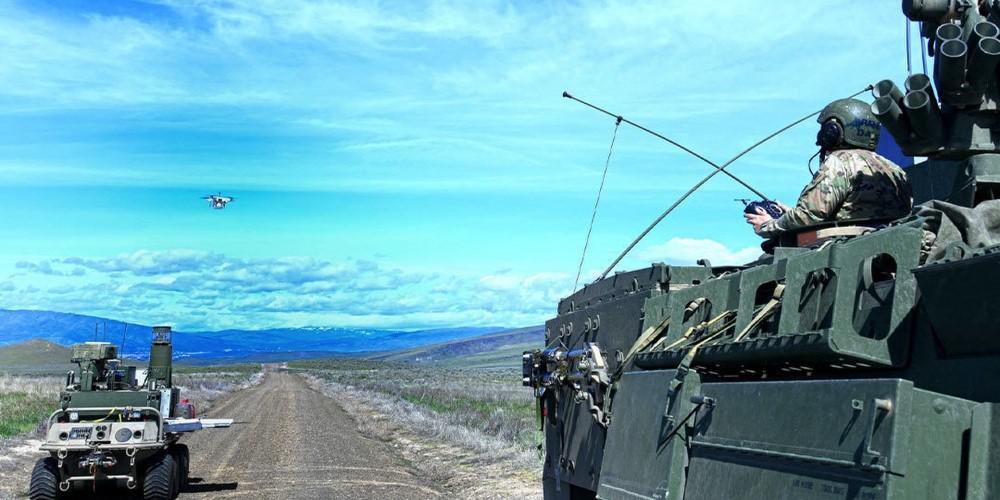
[563, 92, 770, 200]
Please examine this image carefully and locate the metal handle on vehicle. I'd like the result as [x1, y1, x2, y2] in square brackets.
[862, 398, 893, 463]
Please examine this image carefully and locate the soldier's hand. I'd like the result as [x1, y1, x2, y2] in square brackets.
[744, 207, 773, 233]
[775, 200, 791, 213]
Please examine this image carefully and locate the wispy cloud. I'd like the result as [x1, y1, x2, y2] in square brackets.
[63, 250, 225, 276]
[637, 237, 762, 266]
[15, 261, 86, 277]
[7, 249, 571, 330]
[6, 238, 765, 330]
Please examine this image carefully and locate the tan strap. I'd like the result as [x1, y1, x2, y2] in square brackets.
[661, 311, 735, 424]
[734, 284, 785, 342]
[622, 316, 671, 365]
[662, 310, 732, 352]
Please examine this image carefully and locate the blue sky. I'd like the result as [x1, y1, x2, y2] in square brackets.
[0, 1, 914, 330]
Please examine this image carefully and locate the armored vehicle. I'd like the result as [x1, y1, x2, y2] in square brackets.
[524, 2, 1000, 499]
[29, 326, 232, 500]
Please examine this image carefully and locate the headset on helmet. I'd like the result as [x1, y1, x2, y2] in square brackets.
[816, 119, 844, 150]
[815, 98, 880, 152]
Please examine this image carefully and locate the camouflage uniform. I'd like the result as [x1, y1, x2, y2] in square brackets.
[757, 149, 912, 238]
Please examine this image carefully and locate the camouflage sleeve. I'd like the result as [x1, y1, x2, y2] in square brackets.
[756, 154, 851, 238]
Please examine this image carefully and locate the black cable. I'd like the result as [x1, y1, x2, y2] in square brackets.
[574, 118, 622, 291]
[807, 149, 822, 176]
[594, 85, 875, 281]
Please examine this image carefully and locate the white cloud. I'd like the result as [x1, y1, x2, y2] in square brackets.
[637, 237, 761, 266]
[5, 250, 570, 330]
[3, 240, 769, 330]
[157, 0, 526, 46]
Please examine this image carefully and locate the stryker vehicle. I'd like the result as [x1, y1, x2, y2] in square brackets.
[29, 326, 232, 500]
[524, 2, 1000, 499]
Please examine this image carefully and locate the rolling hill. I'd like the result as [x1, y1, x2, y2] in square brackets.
[367, 326, 544, 369]
[0, 339, 74, 373]
[0, 309, 505, 361]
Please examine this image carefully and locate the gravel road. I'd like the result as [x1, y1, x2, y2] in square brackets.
[180, 371, 442, 499]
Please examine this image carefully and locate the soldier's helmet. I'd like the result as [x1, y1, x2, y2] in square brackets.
[816, 98, 880, 151]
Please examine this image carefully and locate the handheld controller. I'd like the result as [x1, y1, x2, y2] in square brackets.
[742, 199, 784, 219]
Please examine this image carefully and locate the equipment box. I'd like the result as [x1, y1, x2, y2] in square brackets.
[598, 369, 700, 500]
[684, 378, 973, 500]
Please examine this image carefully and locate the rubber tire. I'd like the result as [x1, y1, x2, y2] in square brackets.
[173, 444, 189, 491]
[171, 459, 180, 499]
[28, 457, 60, 500]
[142, 453, 177, 500]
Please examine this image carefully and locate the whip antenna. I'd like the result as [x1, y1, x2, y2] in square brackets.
[563, 92, 770, 200]
[119, 323, 129, 359]
[574, 116, 622, 291]
[592, 85, 875, 280]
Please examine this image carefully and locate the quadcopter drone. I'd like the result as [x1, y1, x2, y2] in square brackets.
[203, 193, 234, 210]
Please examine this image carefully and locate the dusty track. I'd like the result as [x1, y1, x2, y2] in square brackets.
[180, 371, 441, 499]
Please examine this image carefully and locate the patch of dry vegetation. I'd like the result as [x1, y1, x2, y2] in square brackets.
[0, 375, 60, 438]
[293, 358, 542, 499]
[173, 369, 264, 413]
[0, 375, 66, 500]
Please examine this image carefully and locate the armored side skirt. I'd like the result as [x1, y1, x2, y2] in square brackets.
[596, 373, 999, 500]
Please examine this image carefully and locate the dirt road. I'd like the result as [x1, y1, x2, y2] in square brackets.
[180, 371, 442, 499]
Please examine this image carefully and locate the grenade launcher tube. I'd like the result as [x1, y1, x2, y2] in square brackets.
[904, 90, 944, 141]
[872, 95, 912, 142]
[874, 79, 905, 104]
[967, 36, 1000, 89]
[905, 73, 937, 104]
[935, 38, 968, 94]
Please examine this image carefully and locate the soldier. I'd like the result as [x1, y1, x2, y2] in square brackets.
[745, 98, 913, 238]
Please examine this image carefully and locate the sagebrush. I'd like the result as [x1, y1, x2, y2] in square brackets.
[292, 358, 537, 465]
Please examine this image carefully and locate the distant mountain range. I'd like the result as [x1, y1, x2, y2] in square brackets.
[367, 326, 544, 369]
[0, 309, 507, 361]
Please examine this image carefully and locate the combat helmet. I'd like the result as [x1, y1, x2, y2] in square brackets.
[816, 98, 880, 151]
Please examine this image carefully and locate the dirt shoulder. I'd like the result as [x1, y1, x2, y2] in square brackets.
[0, 436, 46, 500]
